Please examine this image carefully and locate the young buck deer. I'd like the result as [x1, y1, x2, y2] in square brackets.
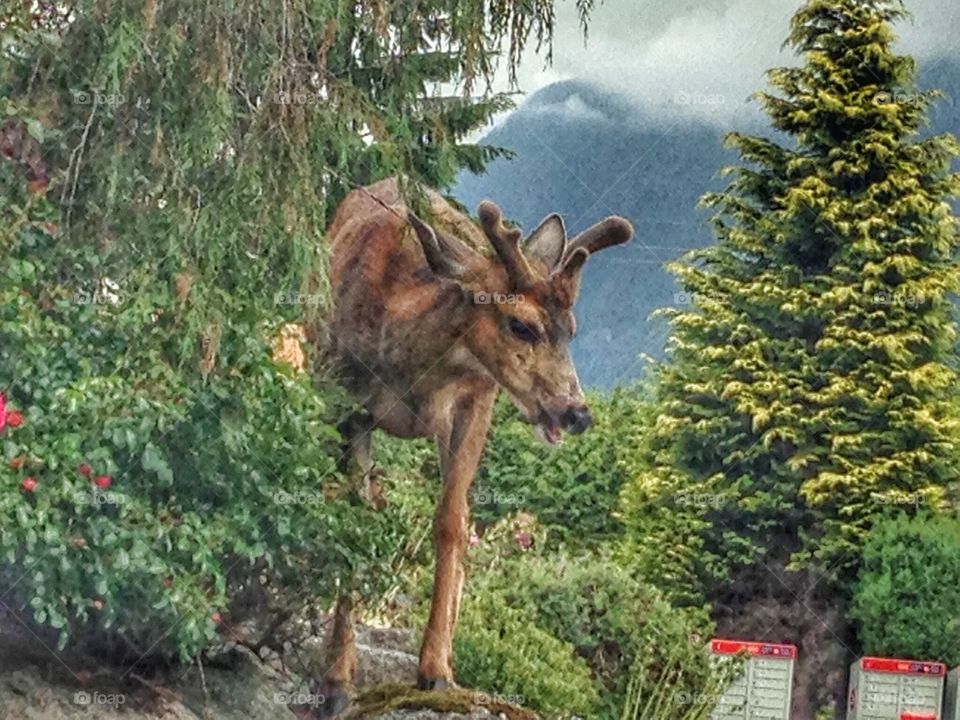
[313, 177, 632, 716]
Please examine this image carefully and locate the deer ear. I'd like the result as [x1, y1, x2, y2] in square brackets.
[524, 214, 567, 270]
[408, 212, 476, 280]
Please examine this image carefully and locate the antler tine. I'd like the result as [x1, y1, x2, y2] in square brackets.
[477, 200, 534, 289]
[563, 217, 634, 263]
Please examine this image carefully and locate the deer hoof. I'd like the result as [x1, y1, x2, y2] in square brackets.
[311, 682, 350, 718]
[417, 675, 451, 691]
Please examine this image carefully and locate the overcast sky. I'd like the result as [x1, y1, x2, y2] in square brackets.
[495, 0, 960, 128]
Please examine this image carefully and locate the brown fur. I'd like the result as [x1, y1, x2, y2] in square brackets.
[313, 177, 632, 713]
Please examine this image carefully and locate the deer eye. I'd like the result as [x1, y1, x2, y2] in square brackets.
[509, 317, 540, 344]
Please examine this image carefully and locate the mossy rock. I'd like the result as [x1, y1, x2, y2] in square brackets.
[346, 682, 539, 720]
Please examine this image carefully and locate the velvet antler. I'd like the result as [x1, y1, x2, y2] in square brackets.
[478, 200, 534, 290]
[562, 216, 634, 262]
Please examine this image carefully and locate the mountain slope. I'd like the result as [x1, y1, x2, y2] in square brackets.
[455, 63, 960, 388]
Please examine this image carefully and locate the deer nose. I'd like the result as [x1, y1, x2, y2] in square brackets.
[560, 405, 592, 435]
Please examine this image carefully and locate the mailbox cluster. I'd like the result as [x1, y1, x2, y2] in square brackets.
[709, 639, 797, 719]
[707, 640, 960, 720]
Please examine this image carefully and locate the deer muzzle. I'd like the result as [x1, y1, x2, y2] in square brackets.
[560, 404, 593, 435]
[535, 402, 592, 445]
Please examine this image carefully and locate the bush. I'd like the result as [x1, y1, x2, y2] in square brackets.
[462, 517, 715, 719]
[474, 389, 653, 549]
[529, 558, 713, 713]
[851, 514, 960, 665]
[454, 590, 600, 719]
[0, 238, 410, 660]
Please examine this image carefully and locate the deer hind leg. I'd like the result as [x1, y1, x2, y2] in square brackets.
[309, 413, 377, 718]
[311, 595, 356, 718]
[418, 386, 496, 689]
[336, 410, 386, 509]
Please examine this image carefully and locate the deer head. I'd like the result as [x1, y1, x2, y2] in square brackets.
[409, 201, 633, 444]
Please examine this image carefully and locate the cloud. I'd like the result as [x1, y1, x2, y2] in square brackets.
[502, 0, 960, 128]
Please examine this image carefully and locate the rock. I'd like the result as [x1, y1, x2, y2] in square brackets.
[175, 646, 298, 720]
[0, 638, 297, 720]
[0, 627, 539, 720]
[291, 624, 419, 689]
[368, 710, 498, 719]
[356, 642, 419, 688]
[356, 627, 416, 654]
[0, 669, 197, 720]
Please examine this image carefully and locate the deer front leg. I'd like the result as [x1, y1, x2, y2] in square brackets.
[418, 385, 496, 689]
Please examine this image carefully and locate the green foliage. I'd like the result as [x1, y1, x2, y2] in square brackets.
[623, 0, 960, 593]
[619, 405, 713, 607]
[0, 0, 564, 662]
[527, 558, 714, 718]
[454, 589, 600, 719]
[463, 525, 714, 720]
[0, 218, 410, 659]
[851, 514, 960, 665]
[619, 644, 743, 720]
[474, 389, 652, 549]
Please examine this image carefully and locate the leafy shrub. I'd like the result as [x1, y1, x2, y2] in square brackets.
[454, 590, 600, 719]
[466, 542, 714, 719]
[475, 389, 653, 549]
[851, 514, 960, 665]
[0, 234, 410, 660]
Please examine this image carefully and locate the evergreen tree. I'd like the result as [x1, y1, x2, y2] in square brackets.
[623, 0, 960, 596]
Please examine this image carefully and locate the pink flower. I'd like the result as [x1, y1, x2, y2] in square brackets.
[468, 532, 480, 548]
[513, 531, 533, 551]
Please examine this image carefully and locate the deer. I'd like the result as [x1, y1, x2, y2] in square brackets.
[311, 177, 632, 717]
